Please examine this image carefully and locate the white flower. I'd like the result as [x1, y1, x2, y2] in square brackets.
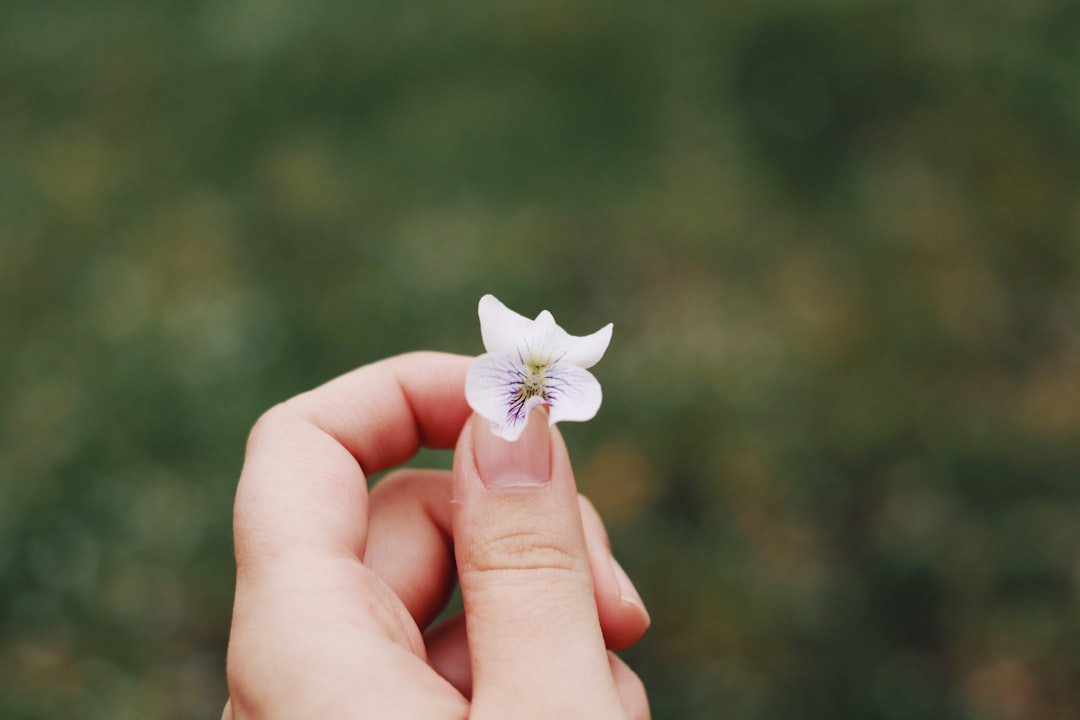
[465, 294, 613, 441]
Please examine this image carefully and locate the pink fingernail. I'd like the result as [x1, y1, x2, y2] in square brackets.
[611, 556, 649, 622]
[472, 410, 551, 488]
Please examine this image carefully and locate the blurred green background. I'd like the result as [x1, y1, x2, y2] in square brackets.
[3, 0, 1079, 718]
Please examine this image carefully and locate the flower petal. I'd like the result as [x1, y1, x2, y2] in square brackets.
[465, 352, 542, 441]
[554, 322, 613, 369]
[544, 363, 603, 425]
[518, 309, 560, 365]
[494, 395, 546, 441]
[478, 295, 533, 355]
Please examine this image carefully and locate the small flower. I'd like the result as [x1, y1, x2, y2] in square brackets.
[465, 294, 613, 441]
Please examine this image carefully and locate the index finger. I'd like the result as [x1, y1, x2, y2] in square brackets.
[235, 351, 472, 567]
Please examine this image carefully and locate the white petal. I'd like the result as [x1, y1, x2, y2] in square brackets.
[518, 309, 560, 365]
[544, 363, 603, 424]
[554, 322, 613, 369]
[478, 295, 533, 355]
[465, 352, 542, 441]
[493, 395, 546, 441]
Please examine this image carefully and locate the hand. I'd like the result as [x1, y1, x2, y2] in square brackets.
[223, 352, 650, 719]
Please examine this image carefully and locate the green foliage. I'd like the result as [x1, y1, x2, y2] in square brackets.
[3, 1, 1079, 717]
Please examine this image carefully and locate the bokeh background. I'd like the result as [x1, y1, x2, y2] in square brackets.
[3, 1, 1079, 718]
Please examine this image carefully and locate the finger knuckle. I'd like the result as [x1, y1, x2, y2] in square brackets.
[223, 653, 262, 720]
[245, 401, 294, 454]
[463, 528, 588, 577]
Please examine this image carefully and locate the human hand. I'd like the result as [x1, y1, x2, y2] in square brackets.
[223, 352, 650, 719]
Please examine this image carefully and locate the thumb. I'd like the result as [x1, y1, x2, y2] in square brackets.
[452, 410, 624, 719]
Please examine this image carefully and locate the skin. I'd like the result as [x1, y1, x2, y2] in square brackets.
[223, 352, 650, 719]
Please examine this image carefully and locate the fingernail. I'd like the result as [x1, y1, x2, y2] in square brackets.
[473, 410, 551, 488]
[611, 556, 649, 622]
